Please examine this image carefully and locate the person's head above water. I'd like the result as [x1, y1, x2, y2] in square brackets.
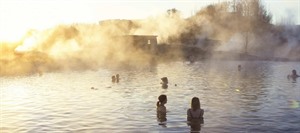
[191, 97, 200, 111]
[157, 94, 167, 106]
[161, 77, 168, 84]
[238, 65, 242, 71]
[288, 69, 299, 79]
[112, 75, 116, 82]
[292, 70, 297, 75]
[115, 74, 120, 82]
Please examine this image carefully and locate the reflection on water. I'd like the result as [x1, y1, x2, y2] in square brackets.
[1, 61, 299, 132]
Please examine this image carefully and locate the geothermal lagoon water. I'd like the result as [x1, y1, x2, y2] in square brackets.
[1, 61, 299, 132]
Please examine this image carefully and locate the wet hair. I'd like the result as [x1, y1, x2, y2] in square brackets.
[191, 97, 200, 111]
[157, 94, 167, 107]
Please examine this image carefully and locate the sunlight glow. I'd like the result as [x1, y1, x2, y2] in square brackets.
[0, 0, 299, 42]
[15, 36, 37, 52]
[4, 84, 30, 104]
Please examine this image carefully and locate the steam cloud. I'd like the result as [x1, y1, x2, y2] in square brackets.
[1, 0, 299, 76]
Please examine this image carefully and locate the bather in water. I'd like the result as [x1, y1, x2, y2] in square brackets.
[112, 75, 116, 83]
[288, 69, 300, 80]
[157, 94, 167, 126]
[116, 74, 120, 83]
[238, 65, 242, 71]
[187, 97, 204, 132]
[161, 77, 168, 89]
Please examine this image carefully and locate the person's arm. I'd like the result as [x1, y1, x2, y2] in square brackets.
[187, 109, 192, 122]
[200, 109, 204, 124]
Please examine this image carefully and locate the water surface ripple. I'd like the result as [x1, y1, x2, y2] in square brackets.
[1, 61, 299, 132]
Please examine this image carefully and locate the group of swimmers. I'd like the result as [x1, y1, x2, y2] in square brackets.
[155, 69, 298, 132]
[112, 74, 120, 83]
[156, 94, 204, 132]
[109, 67, 299, 88]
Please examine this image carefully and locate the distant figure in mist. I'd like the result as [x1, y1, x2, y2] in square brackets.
[288, 69, 300, 80]
[187, 97, 204, 132]
[238, 65, 242, 71]
[112, 75, 116, 83]
[157, 94, 167, 126]
[116, 74, 120, 83]
[161, 77, 168, 89]
[112, 74, 120, 83]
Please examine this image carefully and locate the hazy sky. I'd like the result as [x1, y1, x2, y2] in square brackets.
[0, 0, 299, 41]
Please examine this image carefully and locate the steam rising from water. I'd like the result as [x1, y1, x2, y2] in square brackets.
[0, 23, 155, 76]
[1, 0, 299, 76]
[0, 11, 187, 76]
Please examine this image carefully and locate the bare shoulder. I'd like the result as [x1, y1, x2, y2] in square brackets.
[187, 108, 191, 113]
[187, 108, 192, 115]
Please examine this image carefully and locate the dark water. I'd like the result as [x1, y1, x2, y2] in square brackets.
[1, 61, 299, 132]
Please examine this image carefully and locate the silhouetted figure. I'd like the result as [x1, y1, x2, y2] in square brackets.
[116, 74, 120, 83]
[187, 97, 204, 132]
[157, 94, 167, 126]
[161, 77, 168, 89]
[112, 75, 116, 83]
[238, 65, 242, 71]
[288, 69, 300, 81]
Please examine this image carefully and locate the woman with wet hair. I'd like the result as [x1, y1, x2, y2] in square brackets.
[156, 94, 167, 123]
[187, 97, 204, 132]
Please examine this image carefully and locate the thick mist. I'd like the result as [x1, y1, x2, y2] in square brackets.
[1, 0, 299, 76]
[0, 23, 156, 76]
